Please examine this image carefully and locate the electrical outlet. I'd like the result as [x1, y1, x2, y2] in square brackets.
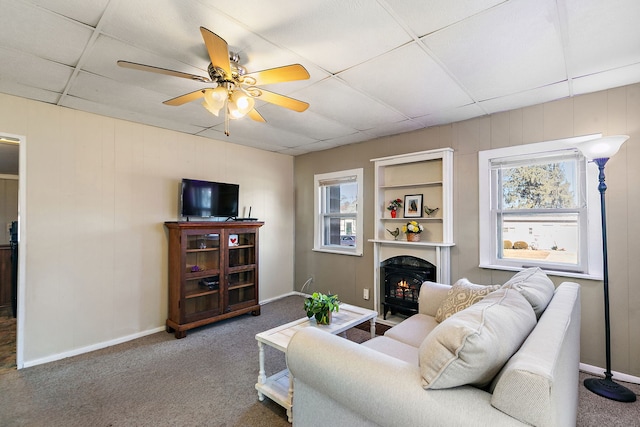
[363, 288, 369, 300]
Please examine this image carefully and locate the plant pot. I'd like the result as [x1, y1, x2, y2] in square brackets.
[316, 310, 332, 325]
[407, 233, 421, 242]
[390, 210, 397, 218]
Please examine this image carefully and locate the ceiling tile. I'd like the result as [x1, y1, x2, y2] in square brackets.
[0, 0, 93, 66]
[423, 0, 567, 101]
[213, 0, 413, 72]
[479, 82, 569, 114]
[383, 0, 507, 37]
[564, 0, 640, 77]
[24, 0, 110, 27]
[0, 46, 74, 92]
[572, 63, 640, 96]
[339, 43, 473, 118]
[298, 78, 407, 131]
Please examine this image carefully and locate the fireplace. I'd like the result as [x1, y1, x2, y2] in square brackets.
[381, 256, 436, 319]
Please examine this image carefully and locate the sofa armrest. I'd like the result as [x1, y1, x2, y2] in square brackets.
[419, 281, 451, 316]
[287, 328, 524, 427]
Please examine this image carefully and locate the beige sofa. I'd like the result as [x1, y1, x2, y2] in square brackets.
[287, 268, 581, 427]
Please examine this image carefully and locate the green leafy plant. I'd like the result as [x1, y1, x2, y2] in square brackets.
[304, 292, 339, 325]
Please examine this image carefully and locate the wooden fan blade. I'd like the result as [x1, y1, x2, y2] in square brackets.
[256, 89, 309, 112]
[117, 60, 210, 82]
[247, 109, 266, 123]
[200, 27, 231, 77]
[244, 64, 310, 86]
[163, 89, 207, 106]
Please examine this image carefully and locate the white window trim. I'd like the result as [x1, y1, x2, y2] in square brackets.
[313, 168, 363, 256]
[478, 134, 603, 280]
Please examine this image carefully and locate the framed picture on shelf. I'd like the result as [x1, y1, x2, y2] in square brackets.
[404, 194, 423, 218]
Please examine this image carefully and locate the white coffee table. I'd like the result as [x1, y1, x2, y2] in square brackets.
[255, 303, 377, 422]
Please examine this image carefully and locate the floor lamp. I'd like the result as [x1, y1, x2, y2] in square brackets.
[573, 135, 636, 403]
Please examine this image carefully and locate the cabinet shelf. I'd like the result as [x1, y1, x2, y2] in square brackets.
[185, 289, 220, 299]
[165, 221, 264, 338]
[186, 247, 220, 253]
[186, 269, 221, 279]
[229, 282, 255, 290]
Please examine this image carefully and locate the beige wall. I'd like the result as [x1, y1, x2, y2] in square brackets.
[295, 83, 640, 377]
[0, 93, 295, 366]
[0, 177, 18, 245]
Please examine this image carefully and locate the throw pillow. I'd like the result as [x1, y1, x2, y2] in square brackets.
[501, 267, 555, 319]
[435, 278, 500, 322]
[419, 288, 537, 389]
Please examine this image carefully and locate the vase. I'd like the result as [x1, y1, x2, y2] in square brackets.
[390, 210, 397, 218]
[316, 310, 332, 325]
[407, 233, 421, 242]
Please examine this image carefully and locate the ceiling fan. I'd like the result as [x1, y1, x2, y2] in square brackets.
[117, 27, 310, 136]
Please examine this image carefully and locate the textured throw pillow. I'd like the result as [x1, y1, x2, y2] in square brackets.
[501, 267, 555, 319]
[435, 278, 500, 322]
[419, 288, 537, 389]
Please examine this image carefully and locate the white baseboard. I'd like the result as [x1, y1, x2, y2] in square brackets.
[22, 326, 166, 369]
[580, 363, 640, 385]
[260, 291, 302, 305]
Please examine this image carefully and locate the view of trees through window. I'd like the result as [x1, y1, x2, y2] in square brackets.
[499, 159, 581, 265]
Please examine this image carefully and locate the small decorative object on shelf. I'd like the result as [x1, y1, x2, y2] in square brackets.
[304, 292, 339, 325]
[403, 220, 423, 242]
[424, 205, 439, 217]
[386, 227, 400, 240]
[387, 198, 403, 218]
[404, 194, 423, 218]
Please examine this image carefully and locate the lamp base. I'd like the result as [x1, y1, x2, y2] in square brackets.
[584, 377, 637, 402]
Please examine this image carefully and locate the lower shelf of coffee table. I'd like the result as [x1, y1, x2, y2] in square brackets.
[256, 369, 292, 417]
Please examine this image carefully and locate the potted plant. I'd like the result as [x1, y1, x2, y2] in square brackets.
[402, 220, 424, 242]
[387, 198, 403, 218]
[304, 292, 339, 325]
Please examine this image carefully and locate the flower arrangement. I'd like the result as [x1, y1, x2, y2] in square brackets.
[402, 220, 424, 234]
[387, 198, 403, 211]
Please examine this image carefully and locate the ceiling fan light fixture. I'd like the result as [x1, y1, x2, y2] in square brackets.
[228, 90, 255, 119]
[202, 86, 227, 116]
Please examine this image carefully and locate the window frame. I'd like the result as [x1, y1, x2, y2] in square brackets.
[478, 135, 603, 280]
[313, 168, 363, 256]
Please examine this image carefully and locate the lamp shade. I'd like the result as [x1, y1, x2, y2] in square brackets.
[228, 90, 255, 119]
[202, 86, 228, 116]
[572, 135, 629, 160]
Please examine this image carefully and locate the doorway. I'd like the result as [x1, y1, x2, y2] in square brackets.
[0, 132, 25, 371]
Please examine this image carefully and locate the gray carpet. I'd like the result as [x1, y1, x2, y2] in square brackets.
[0, 295, 638, 426]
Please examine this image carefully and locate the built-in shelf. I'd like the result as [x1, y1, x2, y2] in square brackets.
[371, 148, 455, 318]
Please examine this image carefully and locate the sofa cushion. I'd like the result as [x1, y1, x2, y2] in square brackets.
[435, 279, 500, 322]
[419, 288, 537, 389]
[383, 313, 439, 348]
[362, 336, 419, 365]
[501, 267, 555, 319]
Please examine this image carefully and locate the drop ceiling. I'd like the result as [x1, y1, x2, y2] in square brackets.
[1, 0, 639, 162]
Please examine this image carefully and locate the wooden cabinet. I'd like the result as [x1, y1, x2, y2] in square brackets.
[164, 221, 263, 338]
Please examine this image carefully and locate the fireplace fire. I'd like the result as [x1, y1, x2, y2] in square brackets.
[381, 256, 436, 319]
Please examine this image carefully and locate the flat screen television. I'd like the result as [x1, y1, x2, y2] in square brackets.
[180, 179, 239, 219]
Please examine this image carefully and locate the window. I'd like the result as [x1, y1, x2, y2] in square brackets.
[314, 168, 363, 256]
[479, 135, 603, 279]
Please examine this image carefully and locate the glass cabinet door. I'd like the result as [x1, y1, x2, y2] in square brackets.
[227, 231, 257, 309]
[183, 233, 222, 322]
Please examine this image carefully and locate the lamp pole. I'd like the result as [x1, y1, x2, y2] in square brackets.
[582, 157, 636, 402]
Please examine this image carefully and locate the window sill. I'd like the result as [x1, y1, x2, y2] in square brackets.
[313, 247, 363, 257]
[479, 263, 603, 281]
